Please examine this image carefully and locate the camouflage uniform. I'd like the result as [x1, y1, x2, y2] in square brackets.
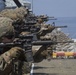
[0, 7, 31, 75]
[0, 17, 23, 75]
[0, 7, 28, 21]
[0, 47, 23, 75]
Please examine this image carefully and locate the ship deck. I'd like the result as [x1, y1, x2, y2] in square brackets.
[30, 59, 76, 75]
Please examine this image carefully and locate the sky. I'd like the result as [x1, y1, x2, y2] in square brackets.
[28, 0, 76, 17]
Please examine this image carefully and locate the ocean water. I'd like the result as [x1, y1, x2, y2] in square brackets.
[48, 17, 76, 39]
[0, 3, 76, 38]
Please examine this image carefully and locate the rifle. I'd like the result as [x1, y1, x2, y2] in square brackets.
[24, 14, 57, 24]
[37, 25, 67, 38]
[37, 15, 57, 22]
[0, 34, 74, 60]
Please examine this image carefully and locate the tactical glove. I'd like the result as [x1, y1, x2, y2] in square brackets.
[2, 47, 23, 63]
[9, 47, 23, 59]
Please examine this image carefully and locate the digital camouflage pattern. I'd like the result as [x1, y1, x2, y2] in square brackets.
[0, 7, 28, 21]
[0, 16, 24, 75]
[37, 24, 55, 40]
[0, 7, 31, 75]
[0, 17, 14, 38]
[0, 47, 23, 75]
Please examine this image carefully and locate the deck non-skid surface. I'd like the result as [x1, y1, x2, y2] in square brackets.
[31, 59, 76, 75]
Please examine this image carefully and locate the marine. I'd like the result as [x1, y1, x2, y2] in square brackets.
[0, 7, 28, 21]
[0, 17, 25, 75]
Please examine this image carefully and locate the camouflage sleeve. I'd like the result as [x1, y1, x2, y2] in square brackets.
[0, 56, 6, 71]
[0, 47, 23, 71]
[0, 55, 13, 75]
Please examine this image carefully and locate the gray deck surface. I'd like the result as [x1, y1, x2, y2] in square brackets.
[32, 59, 76, 75]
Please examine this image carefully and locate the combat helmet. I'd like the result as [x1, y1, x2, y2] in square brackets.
[0, 7, 28, 21]
[37, 18, 43, 24]
[0, 17, 14, 38]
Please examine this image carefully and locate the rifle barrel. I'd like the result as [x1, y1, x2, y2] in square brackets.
[55, 25, 67, 28]
[32, 40, 74, 45]
[0, 40, 74, 47]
